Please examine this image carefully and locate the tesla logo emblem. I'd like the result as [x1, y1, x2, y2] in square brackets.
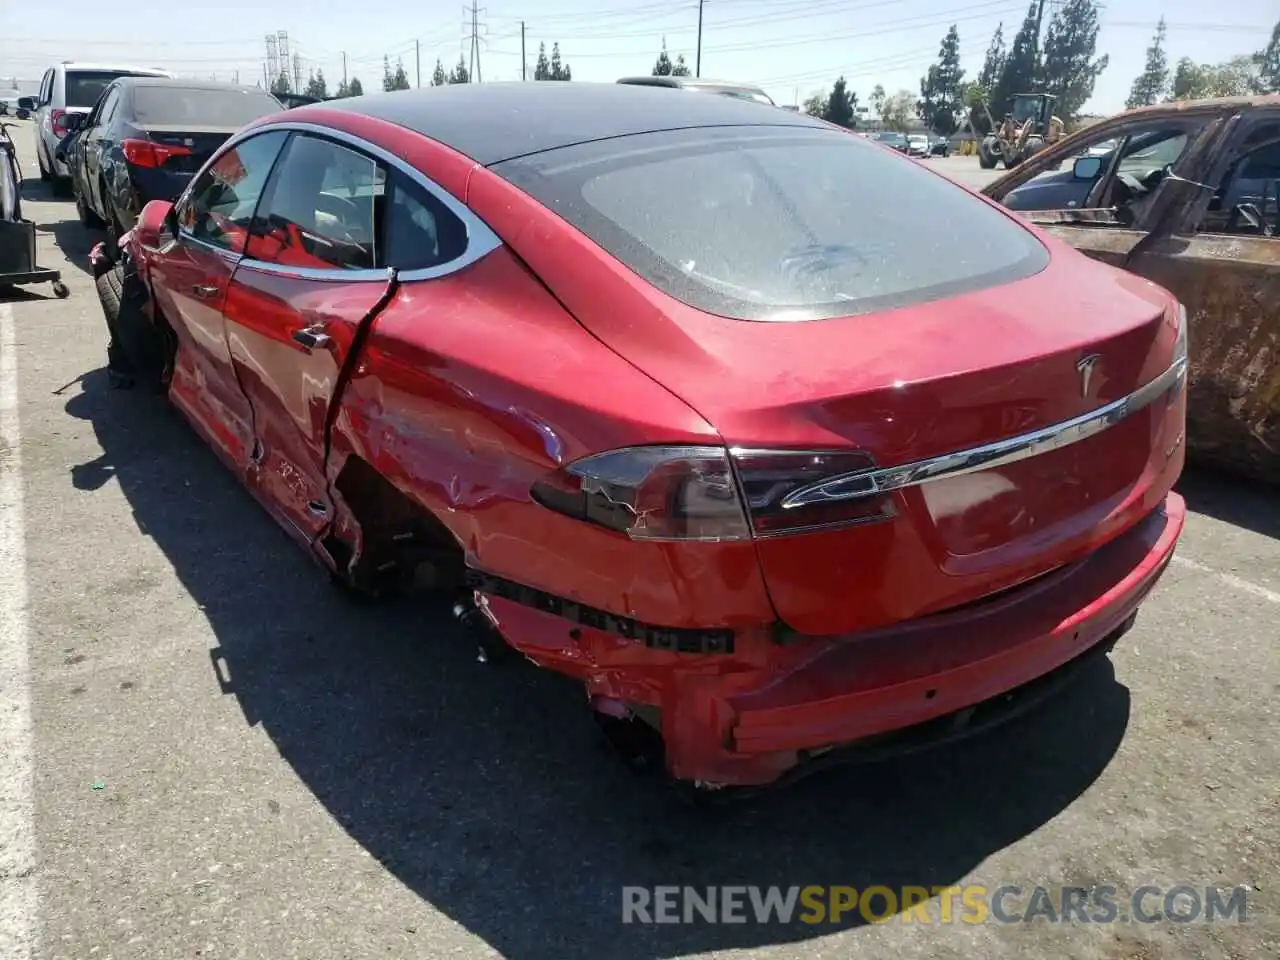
[1077, 354, 1101, 398]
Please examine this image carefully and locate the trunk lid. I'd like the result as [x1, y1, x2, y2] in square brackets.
[134, 126, 236, 174]
[576, 242, 1183, 636]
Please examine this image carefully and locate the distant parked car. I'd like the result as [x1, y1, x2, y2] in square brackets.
[0, 89, 22, 116]
[906, 134, 930, 157]
[616, 75, 776, 107]
[21, 61, 175, 194]
[60, 77, 283, 240]
[929, 134, 951, 157]
[869, 130, 908, 153]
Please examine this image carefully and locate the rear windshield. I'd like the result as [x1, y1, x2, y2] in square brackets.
[133, 87, 281, 126]
[66, 71, 154, 108]
[493, 126, 1048, 321]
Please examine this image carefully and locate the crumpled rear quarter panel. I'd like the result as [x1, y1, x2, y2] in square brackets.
[327, 248, 777, 629]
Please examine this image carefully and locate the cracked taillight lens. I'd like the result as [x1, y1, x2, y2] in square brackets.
[531, 445, 894, 541]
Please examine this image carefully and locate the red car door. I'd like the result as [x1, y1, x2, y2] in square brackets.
[221, 133, 396, 544]
[149, 130, 289, 472]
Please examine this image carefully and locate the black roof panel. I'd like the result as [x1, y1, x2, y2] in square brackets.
[308, 81, 823, 165]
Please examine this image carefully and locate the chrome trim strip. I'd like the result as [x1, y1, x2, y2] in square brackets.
[177, 121, 503, 284]
[775, 355, 1188, 508]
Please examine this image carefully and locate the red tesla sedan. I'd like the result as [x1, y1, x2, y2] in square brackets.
[101, 82, 1188, 792]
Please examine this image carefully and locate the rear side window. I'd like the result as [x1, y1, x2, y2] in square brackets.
[133, 87, 281, 127]
[65, 71, 152, 109]
[494, 127, 1048, 321]
[249, 134, 382, 270]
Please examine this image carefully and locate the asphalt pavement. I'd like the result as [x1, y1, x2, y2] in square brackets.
[0, 119, 1276, 960]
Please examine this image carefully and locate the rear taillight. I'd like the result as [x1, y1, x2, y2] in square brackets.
[121, 138, 193, 169]
[530, 445, 894, 542]
[50, 109, 69, 137]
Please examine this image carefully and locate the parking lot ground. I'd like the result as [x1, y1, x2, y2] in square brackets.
[1, 119, 1277, 960]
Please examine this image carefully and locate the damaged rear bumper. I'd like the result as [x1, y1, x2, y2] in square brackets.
[475, 492, 1185, 787]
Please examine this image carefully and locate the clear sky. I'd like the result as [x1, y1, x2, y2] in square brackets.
[0, 0, 1272, 114]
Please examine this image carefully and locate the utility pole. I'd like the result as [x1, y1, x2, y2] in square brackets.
[1033, 0, 1048, 60]
[416, 39, 421, 87]
[695, 0, 704, 77]
[342, 51, 348, 89]
[521, 21, 526, 80]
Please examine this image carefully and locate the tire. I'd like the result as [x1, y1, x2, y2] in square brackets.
[977, 147, 997, 170]
[95, 259, 171, 394]
[37, 144, 51, 182]
[76, 185, 104, 228]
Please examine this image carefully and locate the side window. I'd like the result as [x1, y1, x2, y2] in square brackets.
[99, 89, 120, 125]
[247, 134, 382, 270]
[40, 70, 53, 104]
[92, 89, 119, 128]
[179, 130, 288, 254]
[381, 175, 469, 270]
[1199, 124, 1280, 237]
[1005, 123, 1200, 224]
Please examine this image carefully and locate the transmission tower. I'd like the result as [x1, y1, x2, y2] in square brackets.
[292, 52, 303, 93]
[265, 33, 279, 88]
[464, 1, 485, 83]
[277, 31, 291, 92]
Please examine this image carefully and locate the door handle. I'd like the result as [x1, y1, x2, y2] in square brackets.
[291, 325, 332, 350]
[191, 284, 219, 299]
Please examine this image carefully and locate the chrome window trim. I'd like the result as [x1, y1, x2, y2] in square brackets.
[192, 120, 501, 283]
[770, 353, 1189, 509]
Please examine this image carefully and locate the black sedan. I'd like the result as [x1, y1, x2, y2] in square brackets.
[59, 78, 283, 240]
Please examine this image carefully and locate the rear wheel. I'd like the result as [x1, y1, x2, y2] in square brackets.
[977, 141, 998, 169]
[37, 145, 51, 182]
[75, 185, 104, 228]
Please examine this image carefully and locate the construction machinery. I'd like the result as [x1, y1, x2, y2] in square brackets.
[975, 92, 1063, 170]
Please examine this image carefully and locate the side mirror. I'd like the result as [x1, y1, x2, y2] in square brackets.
[16, 97, 36, 111]
[134, 199, 176, 249]
[1072, 156, 1103, 180]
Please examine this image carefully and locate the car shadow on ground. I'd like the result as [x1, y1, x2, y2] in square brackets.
[62, 370, 1132, 956]
[1176, 466, 1280, 541]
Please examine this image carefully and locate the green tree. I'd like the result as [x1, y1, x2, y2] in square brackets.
[1040, 0, 1108, 118]
[448, 56, 470, 85]
[652, 40, 674, 76]
[967, 22, 1006, 133]
[821, 76, 856, 128]
[304, 69, 328, 100]
[431, 58, 447, 87]
[918, 25, 965, 136]
[383, 56, 411, 91]
[671, 53, 691, 77]
[1125, 18, 1168, 109]
[1255, 20, 1280, 93]
[1170, 55, 1260, 99]
[881, 89, 916, 132]
[992, 2, 1041, 119]
[870, 83, 886, 123]
[335, 78, 349, 97]
[549, 42, 571, 80]
[533, 43, 551, 80]
[348, 77, 364, 96]
[802, 90, 827, 118]
[270, 71, 291, 96]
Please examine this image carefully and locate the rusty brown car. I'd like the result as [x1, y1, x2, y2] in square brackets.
[983, 94, 1280, 485]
